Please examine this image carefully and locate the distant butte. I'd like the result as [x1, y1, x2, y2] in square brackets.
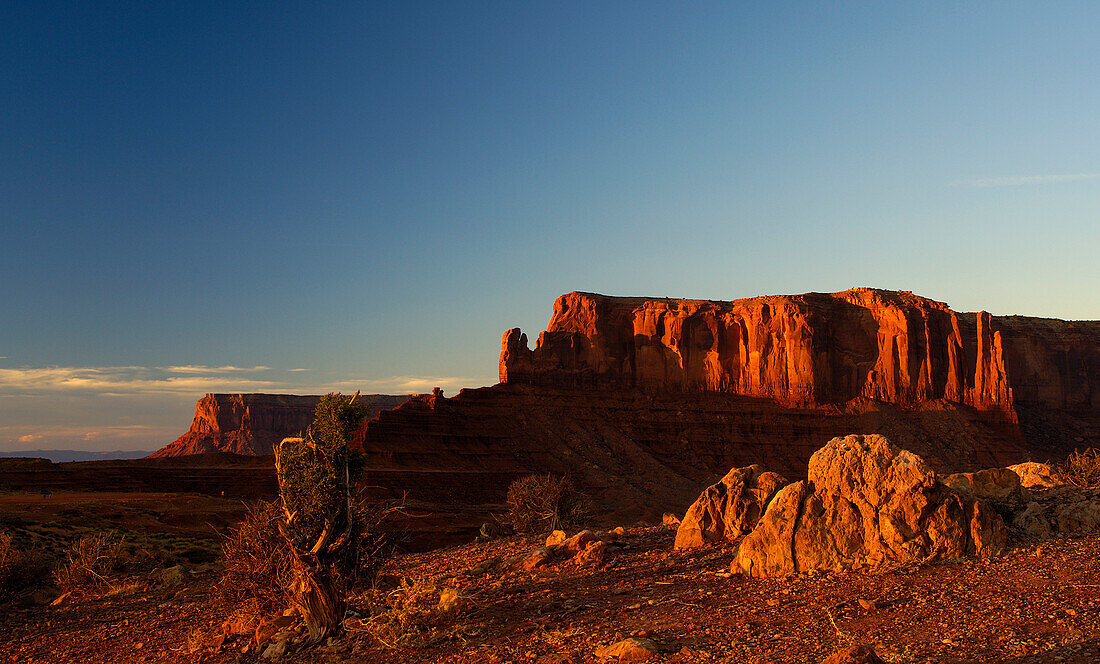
[150, 393, 408, 457]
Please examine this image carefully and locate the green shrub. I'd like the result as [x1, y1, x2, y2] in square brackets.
[505, 474, 590, 533]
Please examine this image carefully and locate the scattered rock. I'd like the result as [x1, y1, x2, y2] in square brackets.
[675, 464, 790, 549]
[734, 435, 1006, 578]
[561, 530, 599, 554]
[464, 555, 501, 577]
[437, 587, 463, 614]
[50, 592, 72, 606]
[255, 615, 297, 646]
[517, 547, 558, 570]
[820, 645, 886, 664]
[594, 637, 659, 661]
[1008, 462, 1065, 489]
[480, 521, 513, 539]
[221, 611, 261, 636]
[150, 565, 186, 589]
[573, 540, 608, 566]
[261, 639, 288, 660]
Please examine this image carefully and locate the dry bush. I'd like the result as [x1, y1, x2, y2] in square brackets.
[216, 500, 294, 615]
[53, 531, 127, 592]
[1058, 448, 1100, 489]
[0, 531, 50, 602]
[347, 494, 405, 588]
[350, 578, 473, 649]
[505, 474, 591, 533]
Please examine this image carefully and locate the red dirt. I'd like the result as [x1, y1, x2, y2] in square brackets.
[4, 529, 1098, 664]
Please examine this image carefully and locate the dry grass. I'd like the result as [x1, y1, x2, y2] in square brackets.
[505, 474, 591, 533]
[52, 531, 126, 593]
[1058, 448, 1100, 489]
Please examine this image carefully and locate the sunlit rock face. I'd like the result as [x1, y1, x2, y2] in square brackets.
[500, 288, 1100, 426]
[733, 434, 1007, 578]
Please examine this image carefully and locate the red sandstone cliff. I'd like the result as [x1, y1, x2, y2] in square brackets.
[151, 393, 409, 457]
[500, 288, 1099, 425]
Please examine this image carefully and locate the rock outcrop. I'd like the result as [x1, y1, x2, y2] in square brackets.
[733, 435, 1006, 577]
[501, 289, 1100, 432]
[1008, 462, 1065, 489]
[943, 468, 1030, 507]
[674, 465, 789, 549]
[152, 393, 408, 457]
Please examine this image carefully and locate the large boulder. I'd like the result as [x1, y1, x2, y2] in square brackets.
[674, 464, 789, 549]
[1008, 462, 1065, 489]
[734, 434, 1006, 578]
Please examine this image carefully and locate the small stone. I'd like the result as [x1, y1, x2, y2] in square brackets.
[594, 637, 658, 662]
[858, 598, 874, 610]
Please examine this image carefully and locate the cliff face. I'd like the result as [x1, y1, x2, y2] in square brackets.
[151, 393, 409, 457]
[500, 288, 1100, 424]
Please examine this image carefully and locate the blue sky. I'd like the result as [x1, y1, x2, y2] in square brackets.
[2, 2, 1098, 452]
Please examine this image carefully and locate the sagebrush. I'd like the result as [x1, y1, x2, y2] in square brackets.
[53, 530, 126, 592]
[505, 474, 590, 533]
[216, 500, 294, 615]
[0, 531, 50, 601]
[1058, 448, 1100, 489]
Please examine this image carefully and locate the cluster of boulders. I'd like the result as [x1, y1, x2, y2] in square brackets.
[673, 434, 1099, 578]
[511, 527, 626, 571]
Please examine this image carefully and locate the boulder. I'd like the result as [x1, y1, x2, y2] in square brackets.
[546, 530, 567, 546]
[675, 464, 789, 549]
[734, 435, 1006, 578]
[662, 513, 681, 528]
[943, 468, 1030, 506]
[1008, 462, 1065, 488]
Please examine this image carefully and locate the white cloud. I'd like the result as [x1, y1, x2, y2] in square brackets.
[953, 172, 1100, 187]
[324, 375, 496, 395]
[0, 365, 286, 396]
[161, 365, 272, 374]
[17, 433, 42, 443]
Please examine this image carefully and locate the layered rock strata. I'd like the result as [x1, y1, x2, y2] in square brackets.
[733, 435, 1006, 577]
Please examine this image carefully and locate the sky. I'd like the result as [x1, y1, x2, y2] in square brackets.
[2, 2, 1098, 453]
